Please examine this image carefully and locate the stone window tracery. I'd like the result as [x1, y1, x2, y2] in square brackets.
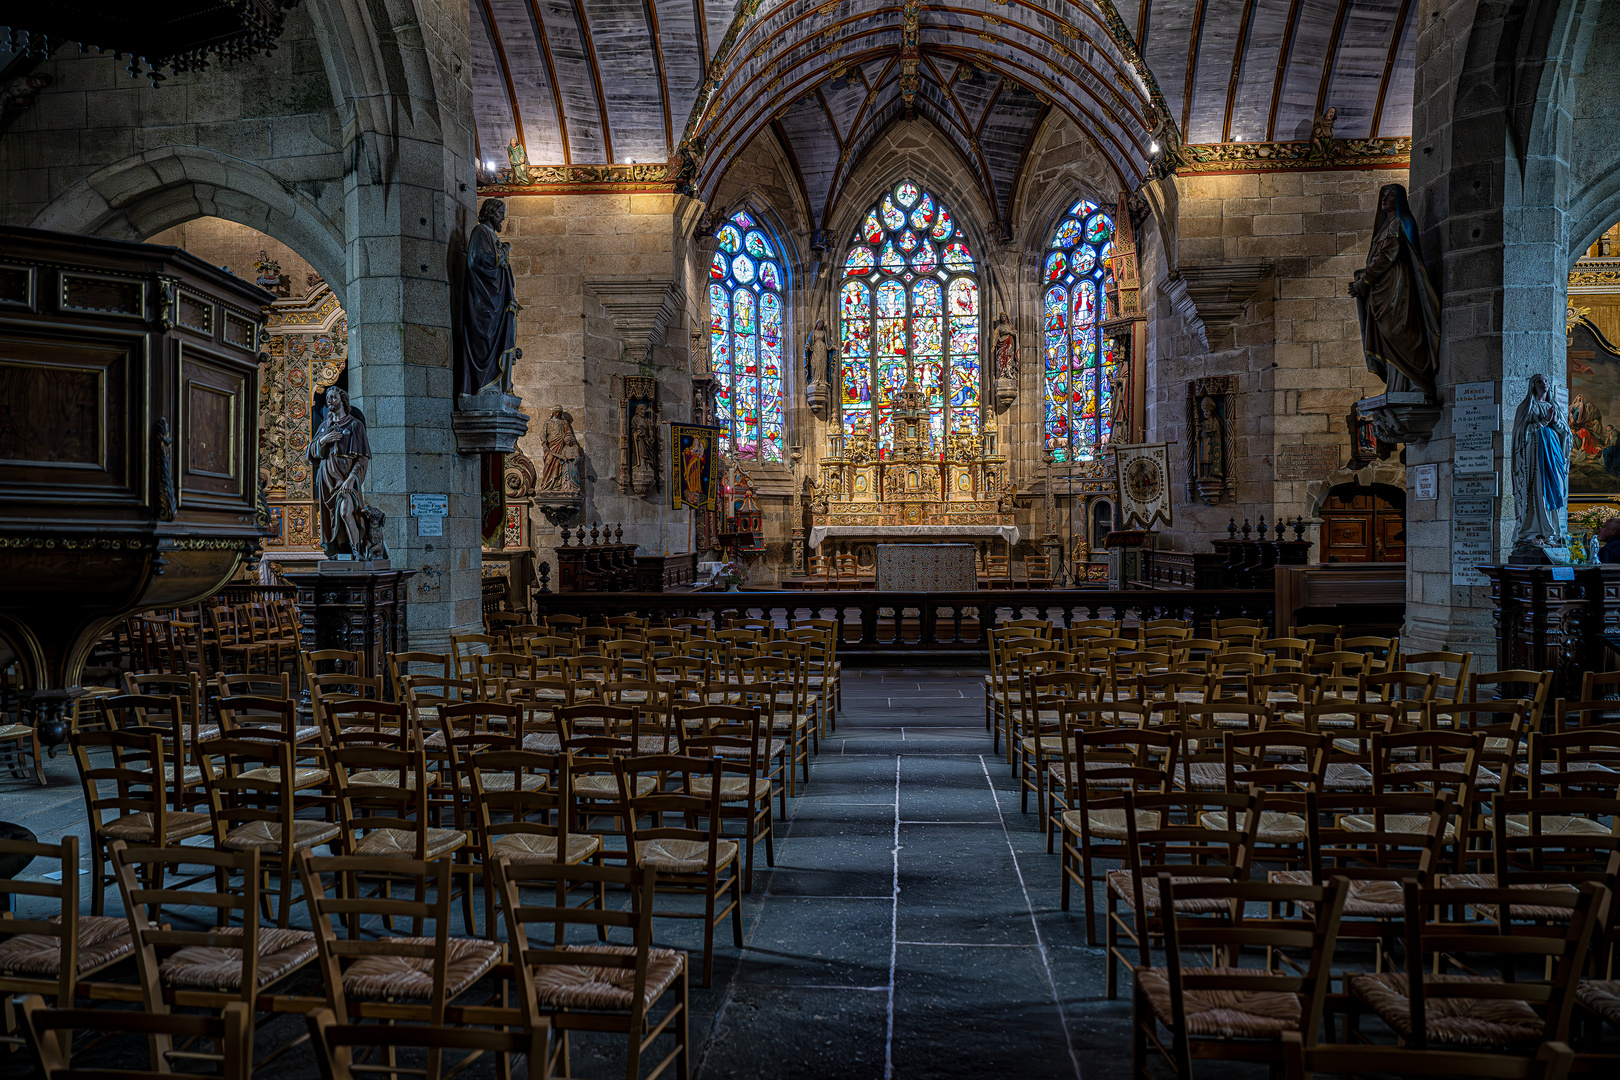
[838, 179, 980, 454]
[1043, 199, 1119, 461]
[708, 209, 785, 462]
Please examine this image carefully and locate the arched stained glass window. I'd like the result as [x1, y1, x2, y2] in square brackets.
[1043, 199, 1119, 461]
[709, 209, 785, 461]
[839, 180, 980, 451]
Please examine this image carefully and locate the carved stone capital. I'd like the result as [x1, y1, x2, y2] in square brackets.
[1355, 393, 1440, 444]
[452, 391, 530, 454]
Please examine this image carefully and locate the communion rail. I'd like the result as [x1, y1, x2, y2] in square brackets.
[531, 588, 1275, 657]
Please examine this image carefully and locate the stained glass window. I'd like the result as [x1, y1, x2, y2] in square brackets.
[1043, 199, 1119, 461]
[839, 180, 980, 451]
[710, 210, 785, 461]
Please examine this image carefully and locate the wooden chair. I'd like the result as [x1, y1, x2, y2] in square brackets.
[449, 633, 501, 680]
[1344, 879, 1602, 1060]
[982, 553, 1013, 588]
[1288, 624, 1342, 652]
[304, 1005, 544, 1080]
[1131, 876, 1350, 1080]
[1283, 1031, 1577, 1079]
[1023, 554, 1053, 587]
[0, 835, 136, 1049]
[616, 754, 742, 987]
[123, 670, 210, 742]
[207, 604, 271, 674]
[297, 851, 500, 1058]
[197, 735, 339, 926]
[1400, 649, 1473, 704]
[1105, 789, 1260, 999]
[1372, 729, 1482, 874]
[1056, 725, 1177, 944]
[494, 857, 689, 1080]
[70, 727, 212, 916]
[109, 842, 317, 1069]
[98, 692, 210, 812]
[18, 996, 252, 1080]
[679, 706, 775, 892]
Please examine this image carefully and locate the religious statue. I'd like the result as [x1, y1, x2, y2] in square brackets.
[680, 430, 708, 505]
[1512, 373, 1572, 553]
[307, 387, 372, 558]
[1308, 106, 1337, 163]
[1109, 366, 1130, 442]
[455, 198, 518, 398]
[1350, 184, 1440, 399]
[538, 406, 580, 494]
[992, 312, 1018, 381]
[555, 432, 582, 496]
[807, 319, 832, 386]
[630, 403, 655, 471]
[1149, 110, 1185, 176]
[1195, 396, 1223, 479]
[506, 137, 530, 185]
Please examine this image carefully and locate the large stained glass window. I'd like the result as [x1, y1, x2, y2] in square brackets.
[709, 209, 785, 461]
[839, 179, 980, 452]
[1042, 200, 1120, 461]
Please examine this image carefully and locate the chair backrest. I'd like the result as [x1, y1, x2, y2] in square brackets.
[330, 746, 433, 855]
[302, 648, 367, 681]
[20, 995, 250, 1080]
[323, 698, 410, 749]
[109, 841, 265, 1007]
[196, 736, 300, 847]
[216, 693, 299, 740]
[1400, 649, 1473, 703]
[1527, 728, 1620, 796]
[0, 835, 82, 1005]
[70, 727, 171, 835]
[1157, 875, 1349, 1055]
[122, 671, 205, 739]
[449, 633, 500, 678]
[303, 1005, 541, 1080]
[617, 754, 728, 868]
[1398, 878, 1603, 1046]
[1302, 790, 1452, 891]
[386, 651, 451, 695]
[469, 749, 575, 865]
[493, 857, 662, 1027]
[297, 853, 462, 1023]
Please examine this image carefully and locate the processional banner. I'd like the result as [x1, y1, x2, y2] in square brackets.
[668, 424, 722, 511]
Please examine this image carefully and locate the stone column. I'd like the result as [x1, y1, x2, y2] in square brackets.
[341, 95, 482, 651]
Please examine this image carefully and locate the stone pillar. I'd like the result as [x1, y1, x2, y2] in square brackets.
[341, 95, 482, 652]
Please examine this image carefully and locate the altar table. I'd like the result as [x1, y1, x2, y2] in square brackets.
[808, 524, 1021, 549]
[874, 543, 980, 592]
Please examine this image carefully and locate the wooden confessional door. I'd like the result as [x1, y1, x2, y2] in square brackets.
[1318, 484, 1406, 563]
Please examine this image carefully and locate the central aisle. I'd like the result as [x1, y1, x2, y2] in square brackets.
[690, 669, 1126, 1080]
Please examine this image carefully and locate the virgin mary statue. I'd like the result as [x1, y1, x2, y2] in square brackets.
[1512, 373, 1572, 551]
[1351, 184, 1440, 398]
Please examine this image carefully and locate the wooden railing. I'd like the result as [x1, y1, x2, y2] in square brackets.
[220, 583, 299, 606]
[531, 588, 1274, 654]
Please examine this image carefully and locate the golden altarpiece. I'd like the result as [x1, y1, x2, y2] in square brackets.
[810, 355, 1016, 569]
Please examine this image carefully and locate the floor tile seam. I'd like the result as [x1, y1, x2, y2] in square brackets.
[979, 752, 1084, 1080]
[884, 753, 901, 1080]
[894, 941, 1037, 948]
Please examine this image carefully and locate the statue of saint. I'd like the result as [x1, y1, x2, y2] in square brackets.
[1309, 106, 1337, 162]
[629, 402, 656, 471]
[1195, 396, 1223, 480]
[992, 312, 1018, 381]
[307, 387, 371, 558]
[1350, 184, 1440, 398]
[538, 406, 578, 493]
[556, 433, 582, 496]
[808, 319, 832, 385]
[456, 198, 518, 398]
[506, 138, 530, 185]
[1109, 366, 1130, 442]
[1512, 373, 1572, 550]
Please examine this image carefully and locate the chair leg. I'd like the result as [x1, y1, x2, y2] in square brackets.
[729, 873, 743, 948]
[675, 967, 691, 1080]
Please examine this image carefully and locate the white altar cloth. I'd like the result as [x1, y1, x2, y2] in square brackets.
[809, 524, 1020, 549]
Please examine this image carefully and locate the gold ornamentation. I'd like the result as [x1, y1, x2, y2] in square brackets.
[1172, 136, 1411, 175]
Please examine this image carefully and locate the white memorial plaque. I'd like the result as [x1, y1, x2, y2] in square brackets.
[1454, 498, 1493, 519]
[410, 494, 449, 518]
[1455, 429, 1493, 452]
[1453, 474, 1499, 497]
[1456, 382, 1495, 403]
[1453, 404, 1500, 432]
[1412, 464, 1437, 500]
[417, 515, 443, 537]
[1454, 449, 1495, 474]
[1452, 516, 1494, 585]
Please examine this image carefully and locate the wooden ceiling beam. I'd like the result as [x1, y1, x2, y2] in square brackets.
[477, 0, 526, 150]
[570, 0, 615, 163]
[1264, 0, 1305, 141]
[1370, 0, 1414, 137]
[524, 0, 570, 162]
[1222, 0, 1258, 141]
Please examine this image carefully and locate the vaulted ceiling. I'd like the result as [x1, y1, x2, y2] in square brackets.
[469, 0, 1417, 220]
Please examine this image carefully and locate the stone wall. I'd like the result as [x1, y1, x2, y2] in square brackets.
[1141, 168, 1409, 553]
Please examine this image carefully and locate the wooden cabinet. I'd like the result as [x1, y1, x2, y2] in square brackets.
[1318, 485, 1406, 563]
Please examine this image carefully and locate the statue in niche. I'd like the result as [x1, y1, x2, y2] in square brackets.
[1511, 373, 1573, 554]
[807, 319, 833, 386]
[1309, 106, 1337, 162]
[630, 403, 656, 471]
[455, 198, 519, 398]
[1195, 396, 1224, 479]
[307, 387, 373, 559]
[992, 312, 1018, 381]
[1109, 364, 1130, 443]
[1350, 184, 1440, 399]
[506, 138, 530, 185]
[538, 406, 581, 495]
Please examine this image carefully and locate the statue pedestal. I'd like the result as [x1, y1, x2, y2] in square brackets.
[807, 380, 829, 419]
[282, 568, 418, 682]
[536, 495, 583, 528]
[319, 558, 391, 572]
[1355, 392, 1440, 443]
[995, 376, 1017, 411]
[452, 391, 530, 454]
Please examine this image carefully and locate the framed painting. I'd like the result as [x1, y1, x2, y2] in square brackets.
[1566, 316, 1620, 500]
[668, 423, 722, 511]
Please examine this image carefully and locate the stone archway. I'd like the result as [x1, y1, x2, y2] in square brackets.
[1305, 460, 1406, 518]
